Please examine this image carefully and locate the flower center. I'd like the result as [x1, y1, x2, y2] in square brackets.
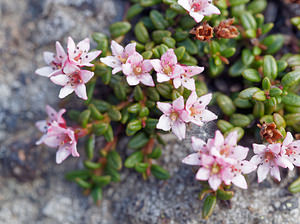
[286, 147, 296, 156]
[264, 151, 274, 163]
[68, 71, 83, 86]
[133, 66, 143, 75]
[118, 55, 128, 64]
[211, 162, 220, 174]
[61, 134, 72, 145]
[190, 105, 200, 117]
[163, 65, 173, 75]
[220, 145, 230, 156]
[170, 111, 179, 121]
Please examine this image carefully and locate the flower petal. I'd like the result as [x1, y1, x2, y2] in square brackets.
[253, 144, 266, 155]
[100, 56, 121, 69]
[214, 130, 224, 147]
[140, 73, 155, 87]
[142, 60, 153, 72]
[283, 132, 294, 146]
[182, 77, 195, 90]
[151, 59, 162, 73]
[204, 4, 221, 16]
[126, 75, 140, 86]
[56, 147, 71, 164]
[232, 174, 247, 189]
[198, 93, 213, 107]
[157, 73, 170, 82]
[225, 131, 238, 147]
[182, 153, 201, 166]
[208, 175, 222, 191]
[186, 91, 198, 109]
[257, 163, 270, 183]
[43, 52, 55, 64]
[241, 160, 257, 174]
[122, 63, 133, 76]
[77, 38, 90, 52]
[189, 11, 204, 23]
[268, 143, 281, 154]
[124, 42, 136, 56]
[156, 114, 171, 131]
[80, 70, 94, 83]
[50, 74, 69, 86]
[59, 86, 74, 99]
[35, 66, 54, 77]
[232, 146, 249, 160]
[75, 84, 87, 100]
[111, 40, 124, 56]
[195, 167, 210, 181]
[191, 137, 206, 151]
[270, 166, 281, 182]
[172, 120, 186, 140]
[56, 41, 67, 59]
[172, 96, 185, 110]
[201, 109, 217, 122]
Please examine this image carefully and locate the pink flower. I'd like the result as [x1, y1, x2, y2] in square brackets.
[173, 66, 204, 90]
[151, 49, 184, 83]
[122, 52, 154, 86]
[67, 37, 101, 67]
[156, 96, 189, 140]
[185, 92, 217, 126]
[100, 41, 136, 74]
[250, 143, 294, 183]
[43, 122, 79, 164]
[178, 0, 220, 23]
[50, 62, 94, 100]
[35, 41, 67, 77]
[196, 154, 232, 191]
[182, 130, 256, 190]
[281, 132, 300, 166]
[36, 105, 66, 145]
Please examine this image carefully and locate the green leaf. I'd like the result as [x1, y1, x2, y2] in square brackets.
[150, 10, 167, 30]
[128, 132, 149, 149]
[93, 122, 109, 136]
[289, 177, 300, 193]
[216, 189, 234, 200]
[65, 170, 90, 181]
[230, 113, 251, 127]
[75, 178, 92, 189]
[262, 77, 271, 90]
[84, 161, 102, 169]
[91, 187, 102, 204]
[126, 3, 144, 21]
[240, 11, 257, 30]
[217, 120, 234, 133]
[234, 97, 253, 109]
[133, 86, 144, 101]
[216, 94, 236, 116]
[252, 90, 266, 101]
[148, 147, 162, 159]
[107, 150, 122, 171]
[202, 195, 217, 219]
[92, 175, 111, 187]
[135, 163, 149, 173]
[151, 164, 170, 180]
[282, 70, 300, 88]
[263, 55, 278, 80]
[282, 93, 300, 107]
[262, 34, 284, 54]
[239, 87, 260, 99]
[242, 49, 254, 66]
[273, 113, 286, 128]
[253, 101, 265, 118]
[242, 68, 261, 82]
[85, 135, 95, 160]
[134, 21, 150, 44]
[109, 22, 131, 38]
[125, 151, 144, 168]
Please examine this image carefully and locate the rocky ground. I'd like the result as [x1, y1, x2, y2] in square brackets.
[0, 0, 300, 223]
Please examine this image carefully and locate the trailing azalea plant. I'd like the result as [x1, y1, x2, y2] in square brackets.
[35, 0, 300, 219]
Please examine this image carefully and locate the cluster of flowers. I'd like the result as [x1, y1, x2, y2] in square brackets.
[99, 41, 218, 140]
[182, 130, 300, 190]
[101, 41, 205, 91]
[36, 105, 79, 164]
[36, 37, 101, 100]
